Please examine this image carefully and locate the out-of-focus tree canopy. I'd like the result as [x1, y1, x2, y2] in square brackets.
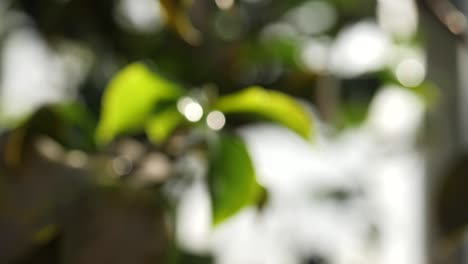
[0, 0, 438, 263]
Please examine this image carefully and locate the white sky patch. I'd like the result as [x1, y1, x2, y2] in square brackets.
[301, 37, 331, 73]
[285, 0, 337, 35]
[176, 179, 212, 254]
[0, 28, 87, 119]
[329, 21, 391, 78]
[367, 85, 425, 142]
[377, 0, 418, 39]
[115, 0, 163, 33]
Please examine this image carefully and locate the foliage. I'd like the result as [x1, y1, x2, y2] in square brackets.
[207, 133, 263, 225]
[215, 86, 314, 139]
[96, 62, 184, 144]
[95, 62, 314, 225]
[0, 0, 432, 262]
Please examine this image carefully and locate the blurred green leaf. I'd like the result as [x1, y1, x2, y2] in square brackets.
[338, 103, 369, 129]
[208, 134, 263, 225]
[50, 103, 97, 151]
[411, 82, 439, 108]
[214, 86, 314, 139]
[53, 103, 96, 133]
[146, 106, 185, 144]
[263, 38, 301, 67]
[33, 225, 58, 245]
[96, 63, 184, 145]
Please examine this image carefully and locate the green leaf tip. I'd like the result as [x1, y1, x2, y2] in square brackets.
[96, 62, 184, 145]
[214, 86, 314, 140]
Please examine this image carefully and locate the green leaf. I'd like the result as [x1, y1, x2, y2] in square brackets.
[338, 102, 369, 129]
[410, 82, 439, 108]
[146, 106, 185, 144]
[53, 103, 96, 135]
[214, 86, 313, 139]
[208, 134, 263, 225]
[96, 62, 184, 145]
[51, 103, 98, 151]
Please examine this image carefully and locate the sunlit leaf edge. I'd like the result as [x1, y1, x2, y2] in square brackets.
[96, 62, 184, 145]
[214, 86, 314, 140]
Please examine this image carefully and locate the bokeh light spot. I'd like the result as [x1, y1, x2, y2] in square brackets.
[184, 102, 204, 122]
[207, 111, 226, 130]
[395, 59, 425, 87]
[112, 156, 133, 176]
[215, 0, 235, 10]
[65, 150, 88, 168]
[285, 0, 337, 35]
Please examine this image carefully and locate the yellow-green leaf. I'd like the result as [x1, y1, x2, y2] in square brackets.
[146, 106, 185, 144]
[411, 82, 439, 108]
[96, 62, 184, 145]
[208, 134, 263, 225]
[214, 86, 313, 139]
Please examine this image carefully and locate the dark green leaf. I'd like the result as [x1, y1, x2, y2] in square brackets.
[214, 86, 314, 139]
[208, 134, 263, 225]
[53, 103, 96, 136]
[96, 63, 184, 145]
[338, 102, 369, 129]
